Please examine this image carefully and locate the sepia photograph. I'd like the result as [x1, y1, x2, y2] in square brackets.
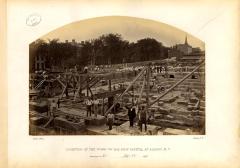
[29, 16, 205, 136]
[4, 0, 240, 167]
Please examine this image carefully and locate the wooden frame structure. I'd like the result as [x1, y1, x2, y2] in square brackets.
[105, 61, 205, 115]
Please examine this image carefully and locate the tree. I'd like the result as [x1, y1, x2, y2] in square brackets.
[47, 39, 79, 68]
[79, 40, 92, 66]
[30, 34, 171, 72]
[125, 42, 138, 63]
[135, 38, 162, 62]
[100, 33, 124, 65]
[48, 38, 60, 67]
[92, 38, 104, 65]
[63, 42, 78, 67]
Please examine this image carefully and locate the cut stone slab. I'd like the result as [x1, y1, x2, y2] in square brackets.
[54, 117, 86, 131]
[86, 125, 110, 135]
[58, 107, 86, 117]
[187, 105, 194, 111]
[165, 115, 175, 120]
[30, 116, 45, 125]
[154, 113, 164, 119]
[152, 119, 194, 128]
[163, 128, 190, 135]
[105, 121, 160, 135]
[115, 111, 128, 120]
[200, 100, 205, 106]
[169, 108, 177, 113]
[85, 115, 106, 126]
[194, 90, 203, 98]
[158, 107, 169, 115]
[177, 100, 188, 106]
[161, 95, 178, 103]
[198, 111, 205, 116]
[189, 97, 199, 103]
[191, 110, 200, 116]
[29, 101, 48, 113]
[158, 101, 164, 106]
[199, 106, 205, 111]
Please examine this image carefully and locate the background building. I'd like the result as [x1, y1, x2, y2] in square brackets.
[35, 54, 46, 71]
[168, 36, 205, 63]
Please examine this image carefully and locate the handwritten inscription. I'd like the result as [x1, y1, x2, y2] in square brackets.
[193, 136, 204, 140]
[65, 146, 170, 159]
[26, 13, 41, 26]
[32, 137, 44, 140]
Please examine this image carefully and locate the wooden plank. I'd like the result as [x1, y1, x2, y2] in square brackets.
[35, 79, 46, 89]
[138, 74, 146, 105]
[105, 67, 147, 115]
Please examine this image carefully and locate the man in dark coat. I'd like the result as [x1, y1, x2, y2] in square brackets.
[139, 106, 147, 132]
[107, 112, 114, 130]
[57, 98, 60, 108]
[127, 106, 136, 127]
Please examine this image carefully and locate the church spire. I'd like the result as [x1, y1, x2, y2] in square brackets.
[185, 35, 188, 45]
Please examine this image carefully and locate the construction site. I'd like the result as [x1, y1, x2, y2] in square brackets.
[29, 58, 205, 136]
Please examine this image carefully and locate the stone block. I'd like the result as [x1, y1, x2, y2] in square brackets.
[152, 119, 193, 129]
[146, 127, 158, 135]
[162, 96, 178, 103]
[163, 128, 187, 135]
[165, 115, 174, 120]
[54, 117, 86, 131]
[191, 110, 199, 116]
[30, 116, 45, 125]
[85, 115, 106, 126]
[194, 90, 203, 98]
[158, 107, 169, 115]
[177, 100, 188, 106]
[158, 101, 164, 106]
[200, 106, 205, 111]
[189, 97, 199, 103]
[187, 105, 193, 111]
[29, 101, 48, 113]
[154, 113, 164, 119]
[169, 108, 177, 113]
[198, 111, 205, 116]
[181, 116, 194, 125]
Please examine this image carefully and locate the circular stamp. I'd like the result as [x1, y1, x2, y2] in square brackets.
[26, 13, 41, 26]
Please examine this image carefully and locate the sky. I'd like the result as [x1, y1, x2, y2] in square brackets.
[41, 16, 205, 50]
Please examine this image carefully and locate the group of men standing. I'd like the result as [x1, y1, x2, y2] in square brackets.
[85, 96, 149, 132]
[85, 97, 100, 118]
[48, 98, 61, 117]
[105, 105, 148, 132]
[126, 105, 148, 132]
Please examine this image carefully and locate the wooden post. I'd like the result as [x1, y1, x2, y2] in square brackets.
[102, 97, 104, 115]
[86, 75, 89, 97]
[138, 75, 146, 105]
[146, 64, 150, 114]
[73, 75, 81, 101]
[35, 79, 46, 89]
[132, 85, 134, 105]
[108, 80, 112, 92]
[105, 67, 147, 115]
[60, 85, 67, 99]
